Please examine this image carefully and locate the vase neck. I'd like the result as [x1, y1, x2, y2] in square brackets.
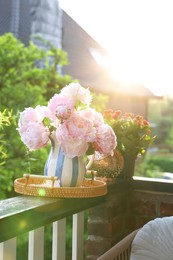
[49, 134, 57, 146]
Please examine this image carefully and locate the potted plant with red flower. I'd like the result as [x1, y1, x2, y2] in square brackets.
[92, 109, 156, 180]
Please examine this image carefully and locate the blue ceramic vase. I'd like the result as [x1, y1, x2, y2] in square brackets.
[44, 135, 86, 187]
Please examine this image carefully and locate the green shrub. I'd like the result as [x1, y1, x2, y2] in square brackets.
[146, 155, 173, 173]
[135, 153, 173, 178]
[0, 33, 72, 198]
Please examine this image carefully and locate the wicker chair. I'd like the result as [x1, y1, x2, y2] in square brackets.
[97, 229, 139, 260]
[98, 217, 173, 260]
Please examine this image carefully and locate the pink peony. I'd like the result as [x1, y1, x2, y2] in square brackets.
[17, 83, 117, 157]
[93, 124, 117, 156]
[35, 105, 55, 121]
[18, 107, 43, 128]
[55, 111, 96, 157]
[61, 83, 92, 106]
[17, 106, 52, 150]
[48, 93, 74, 120]
[19, 122, 50, 151]
[55, 105, 72, 122]
[56, 135, 89, 158]
[80, 108, 104, 127]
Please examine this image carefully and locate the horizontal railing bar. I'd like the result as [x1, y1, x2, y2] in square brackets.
[132, 176, 173, 193]
[0, 195, 105, 242]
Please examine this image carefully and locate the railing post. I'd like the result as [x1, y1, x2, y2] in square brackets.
[52, 219, 66, 260]
[0, 238, 16, 260]
[28, 227, 44, 260]
[72, 211, 84, 260]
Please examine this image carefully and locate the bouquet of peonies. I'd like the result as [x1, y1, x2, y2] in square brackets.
[17, 83, 117, 158]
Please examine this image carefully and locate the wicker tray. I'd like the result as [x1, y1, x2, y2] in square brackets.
[14, 174, 107, 198]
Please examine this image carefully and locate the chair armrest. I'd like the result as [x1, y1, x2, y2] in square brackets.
[98, 229, 139, 260]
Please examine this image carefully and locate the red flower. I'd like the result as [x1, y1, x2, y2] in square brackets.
[136, 120, 141, 125]
[136, 115, 143, 120]
[143, 119, 150, 126]
[112, 110, 121, 119]
[103, 109, 113, 119]
[124, 113, 134, 118]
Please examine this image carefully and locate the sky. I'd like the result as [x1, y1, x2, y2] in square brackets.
[59, 0, 173, 97]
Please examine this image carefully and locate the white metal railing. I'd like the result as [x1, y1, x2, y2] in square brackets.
[28, 227, 44, 260]
[0, 194, 104, 260]
[52, 219, 66, 260]
[72, 212, 84, 260]
[0, 186, 105, 260]
[0, 212, 84, 260]
[0, 238, 16, 260]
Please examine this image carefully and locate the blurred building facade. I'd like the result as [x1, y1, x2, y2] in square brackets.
[0, 0, 154, 117]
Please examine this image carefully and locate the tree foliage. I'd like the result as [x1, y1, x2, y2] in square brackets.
[0, 33, 72, 198]
[149, 98, 173, 147]
[135, 97, 173, 179]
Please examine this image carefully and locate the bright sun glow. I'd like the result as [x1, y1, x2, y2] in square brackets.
[59, 0, 173, 97]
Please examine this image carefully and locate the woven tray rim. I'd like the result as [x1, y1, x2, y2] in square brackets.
[14, 177, 107, 198]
